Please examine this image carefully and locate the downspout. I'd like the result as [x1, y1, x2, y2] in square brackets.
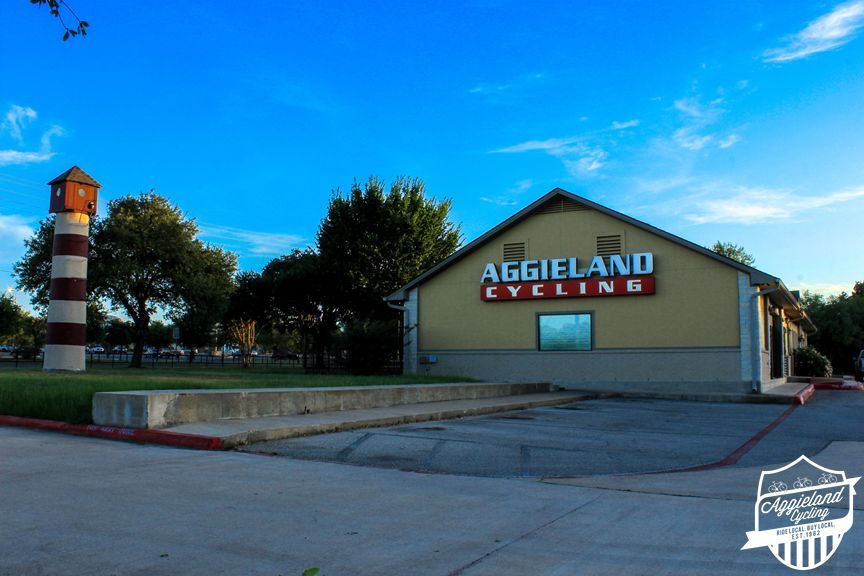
[751, 283, 780, 393]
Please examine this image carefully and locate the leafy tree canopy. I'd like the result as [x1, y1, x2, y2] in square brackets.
[317, 176, 462, 322]
[710, 241, 756, 267]
[800, 287, 864, 373]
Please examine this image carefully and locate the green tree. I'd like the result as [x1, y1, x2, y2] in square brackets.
[147, 320, 173, 349]
[104, 316, 134, 349]
[316, 176, 461, 371]
[710, 241, 756, 266]
[15, 193, 237, 367]
[262, 250, 332, 368]
[86, 300, 108, 344]
[801, 288, 864, 373]
[0, 294, 25, 343]
[172, 244, 237, 362]
[317, 176, 462, 321]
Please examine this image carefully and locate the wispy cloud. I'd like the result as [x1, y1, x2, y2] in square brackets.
[468, 83, 513, 95]
[493, 137, 608, 176]
[480, 179, 533, 206]
[611, 119, 639, 130]
[718, 134, 741, 149]
[1, 105, 37, 143]
[468, 73, 545, 96]
[0, 105, 65, 167]
[633, 175, 695, 194]
[763, 0, 864, 62]
[682, 185, 864, 224]
[668, 95, 741, 152]
[198, 223, 307, 256]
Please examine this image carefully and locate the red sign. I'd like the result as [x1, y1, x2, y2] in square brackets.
[481, 276, 655, 301]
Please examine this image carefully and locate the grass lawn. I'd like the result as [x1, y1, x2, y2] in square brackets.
[0, 367, 468, 425]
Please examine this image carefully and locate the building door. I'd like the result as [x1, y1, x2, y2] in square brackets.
[771, 314, 784, 379]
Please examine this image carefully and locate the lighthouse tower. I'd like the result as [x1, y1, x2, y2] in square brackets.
[43, 166, 100, 372]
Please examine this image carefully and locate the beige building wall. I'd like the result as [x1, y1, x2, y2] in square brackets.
[417, 208, 741, 352]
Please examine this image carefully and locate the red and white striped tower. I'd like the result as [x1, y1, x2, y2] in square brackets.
[43, 166, 100, 372]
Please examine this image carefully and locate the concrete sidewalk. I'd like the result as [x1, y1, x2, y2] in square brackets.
[2, 426, 862, 575]
[164, 391, 594, 448]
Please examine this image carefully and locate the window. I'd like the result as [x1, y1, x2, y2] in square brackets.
[538, 313, 592, 351]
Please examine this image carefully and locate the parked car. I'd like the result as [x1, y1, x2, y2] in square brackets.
[111, 345, 128, 354]
[855, 349, 864, 382]
[86, 345, 105, 354]
[272, 350, 300, 361]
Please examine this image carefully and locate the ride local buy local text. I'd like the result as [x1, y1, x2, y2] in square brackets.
[480, 253, 655, 301]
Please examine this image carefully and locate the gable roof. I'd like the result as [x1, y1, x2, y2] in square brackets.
[48, 166, 102, 188]
[386, 188, 779, 302]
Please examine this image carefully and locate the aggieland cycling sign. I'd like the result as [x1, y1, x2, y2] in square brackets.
[742, 455, 859, 570]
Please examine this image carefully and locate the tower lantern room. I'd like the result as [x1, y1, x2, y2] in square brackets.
[48, 165, 101, 216]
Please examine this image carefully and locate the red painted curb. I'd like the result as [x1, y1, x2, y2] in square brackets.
[0, 415, 222, 450]
[794, 384, 816, 405]
[813, 382, 864, 391]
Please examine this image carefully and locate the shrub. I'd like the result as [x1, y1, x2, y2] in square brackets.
[336, 318, 399, 375]
[794, 347, 832, 377]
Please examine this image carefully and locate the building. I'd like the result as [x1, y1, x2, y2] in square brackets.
[386, 189, 816, 394]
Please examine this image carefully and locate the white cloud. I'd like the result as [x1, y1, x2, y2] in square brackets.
[1, 105, 37, 143]
[198, 223, 306, 256]
[493, 137, 607, 176]
[0, 213, 34, 263]
[667, 94, 737, 152]
[718, 134, 741, 149]
[493, 137, 581, 154]
[0, 104, 65, 167]
[0, 150, 54, 166]
[468, 83, 512, 94]
[763, 1, 864, 62]
[683, 185, 864, 224]
[479, 196, 518, 207]
[611, 119, 640, 130]
[673, 128, 713, 151]
[480, 179, 533, 206]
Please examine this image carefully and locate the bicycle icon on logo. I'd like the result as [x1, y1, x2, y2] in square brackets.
[768, 480, 788, 493]
[793, 477, 813, 489]
[818, 472, 838, 485]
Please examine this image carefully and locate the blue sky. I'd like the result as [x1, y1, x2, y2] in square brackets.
[2, 1, 864, 310]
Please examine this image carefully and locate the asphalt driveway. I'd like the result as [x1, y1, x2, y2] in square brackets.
[243, 396, 809, 477]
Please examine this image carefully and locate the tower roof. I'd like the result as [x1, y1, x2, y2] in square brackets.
[48, 166, 101, 188]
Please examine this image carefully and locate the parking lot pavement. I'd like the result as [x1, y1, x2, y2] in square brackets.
[736, 390, 864, 467]
[3, 424, 864, 575]
[243, 397, 793, 477]
[3, 392, 864, 575]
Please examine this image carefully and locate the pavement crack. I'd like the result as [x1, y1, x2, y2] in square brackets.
[446, 495, 601, 576]
[336, 432, 373, 461]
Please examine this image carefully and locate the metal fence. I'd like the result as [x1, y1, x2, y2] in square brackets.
[0, 351, 303, 370]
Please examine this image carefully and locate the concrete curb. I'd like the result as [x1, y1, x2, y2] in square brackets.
[0, 415, 221, 450]
[215, 393, 598, 449]
[794, 384, 816, 405]
[813, 382, 864, 391]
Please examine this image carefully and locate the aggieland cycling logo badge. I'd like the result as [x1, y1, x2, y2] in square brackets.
[742, 455, 859, 570]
